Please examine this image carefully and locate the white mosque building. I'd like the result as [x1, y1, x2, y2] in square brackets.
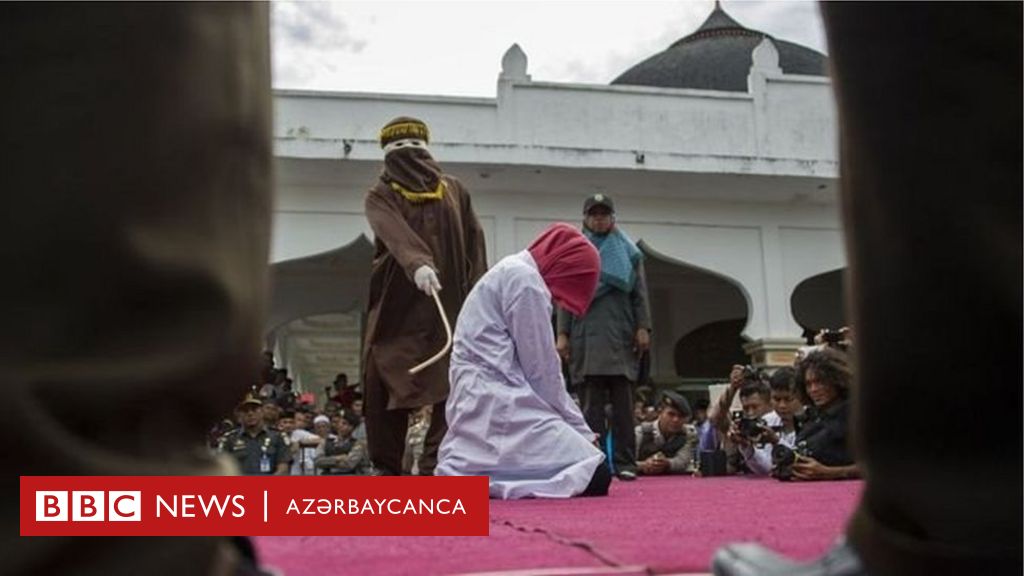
[268, 3, 846, 394]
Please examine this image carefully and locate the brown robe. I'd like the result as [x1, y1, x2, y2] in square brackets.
[363, 175, 487, 410]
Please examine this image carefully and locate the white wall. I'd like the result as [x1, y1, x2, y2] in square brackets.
[273, 47, 837, 179]
[270, 45, 844, 345]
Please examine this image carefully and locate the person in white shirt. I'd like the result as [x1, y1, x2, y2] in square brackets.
[279, 410, 321, 475]
[437, 223, 609, 499]
[725, 378, 774, 475]
[733, 367, 801, 476]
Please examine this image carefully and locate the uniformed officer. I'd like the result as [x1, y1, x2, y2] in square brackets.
[635, 390, 697, 475]
[218, 394, 291, 475]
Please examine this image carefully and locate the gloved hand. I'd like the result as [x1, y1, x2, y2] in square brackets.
[413, 265, 442, 295]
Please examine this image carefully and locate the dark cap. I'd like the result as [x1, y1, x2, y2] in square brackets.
[583, 193, 615, 214]
[659, 390, 692, 418]
[237, 393, 262, 410]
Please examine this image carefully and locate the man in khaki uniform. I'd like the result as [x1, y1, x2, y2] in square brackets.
[635, 390, 697, 476]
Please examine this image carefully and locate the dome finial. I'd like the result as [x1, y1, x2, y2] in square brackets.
[500, 44, 530, 82]
[714, 0, 722, 10]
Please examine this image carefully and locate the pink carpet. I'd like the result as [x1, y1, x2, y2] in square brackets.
[254, 476, 862, 575]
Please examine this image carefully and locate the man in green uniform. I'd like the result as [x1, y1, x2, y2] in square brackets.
[219, 394, 290, 475]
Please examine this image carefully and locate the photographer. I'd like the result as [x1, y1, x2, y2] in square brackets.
[780, 347, 859, 481]
[635, 390, 697, 475]
[724, 379, 775, 476]
[738, 367, 801, 476]
[708, 364, 763, 438]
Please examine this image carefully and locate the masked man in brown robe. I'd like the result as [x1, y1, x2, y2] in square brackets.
[363, 116, 488, 475]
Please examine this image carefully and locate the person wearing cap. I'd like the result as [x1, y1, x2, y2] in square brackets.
[218, 394, 290, 476]
[312, 414, 334, 441]
[556, 194, 652, 481]
[363, 116, 488, 476]
[316, 411, 370, 475]
[437, 223, 610, 498]
[635, 390, 697, 476]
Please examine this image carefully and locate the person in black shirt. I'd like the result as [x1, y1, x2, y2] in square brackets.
[786, 347, 859, 481]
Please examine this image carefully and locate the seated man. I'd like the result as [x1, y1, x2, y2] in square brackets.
[437, 223, 609, 499]
[315, 411, 369, 475]
[635, 390, 697, 475]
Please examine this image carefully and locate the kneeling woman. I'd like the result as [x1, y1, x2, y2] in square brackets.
[436, 223, 610, 499]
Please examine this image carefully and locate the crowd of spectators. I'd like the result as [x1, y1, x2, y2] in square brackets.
[624, 328, 858, 481]
[214, 328, 857, 482]
[211, 354, 398, 476]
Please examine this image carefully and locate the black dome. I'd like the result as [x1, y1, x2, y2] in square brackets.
[611, 4, 828, 92]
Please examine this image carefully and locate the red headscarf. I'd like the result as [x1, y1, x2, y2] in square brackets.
[527, 223, 600, 316]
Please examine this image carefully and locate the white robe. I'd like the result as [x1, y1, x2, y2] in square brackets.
[436, 251, 604, 499]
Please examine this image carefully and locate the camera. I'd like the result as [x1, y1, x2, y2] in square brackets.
[730, 411, 768, 441]
[771, 441, 812, 481]
[740, 364, 760, 381]
[820, 329, 843, 345]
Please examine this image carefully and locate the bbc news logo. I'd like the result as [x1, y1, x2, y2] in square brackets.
[22, 476, 489, 536]
[35, 491, 141, 522]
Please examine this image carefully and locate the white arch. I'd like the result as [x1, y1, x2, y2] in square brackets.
[270, 210, 374, 263]
[778, 226, 847, 306]
[639, 239, 754, 333]
[627, 222, 770, 339]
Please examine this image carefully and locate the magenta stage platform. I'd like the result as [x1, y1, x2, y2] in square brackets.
[255, 476, 862, 576]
